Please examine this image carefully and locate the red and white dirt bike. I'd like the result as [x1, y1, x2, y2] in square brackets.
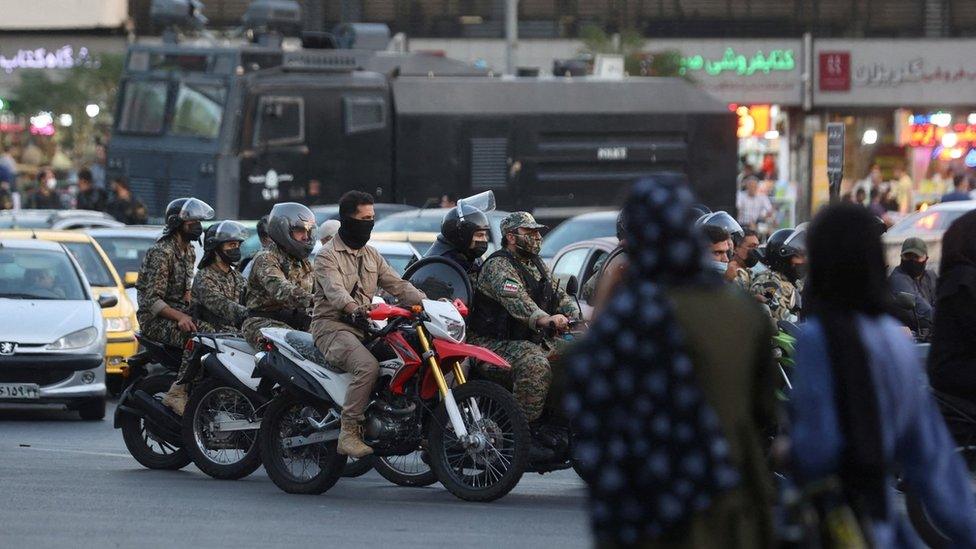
[255, 299, 530, 502]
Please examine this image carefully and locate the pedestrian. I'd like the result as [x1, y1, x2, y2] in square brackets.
[888, 237, 936, 336]
[75, 168, 108, 212]
[565, 175, 777, 548]
[26, 168, 61, 209]
[868, 188, 887, 218]
[941, 173, 972, 203]
[735, 176, 774, 230]
[891, 165, 914, 214]
[789, 203, 976, 547]
[105, 177, 147, 224]
[927, 211, 976, 402]
[90, 143, 107, 190]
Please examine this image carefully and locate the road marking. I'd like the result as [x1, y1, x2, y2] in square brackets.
[16, 446, 134, 459]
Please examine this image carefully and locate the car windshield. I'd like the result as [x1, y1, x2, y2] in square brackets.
[382, 253, 416, 275]
[888, 208, 971, 235]
[374, 213, 443, 233]
[92, 236, 155, 275]
[117, 80, 168, 134]
[541, 215, 618, 258]
[171, 82, 226, 139]
[62, 242, 117, 287]
[0, 248, 86, 300]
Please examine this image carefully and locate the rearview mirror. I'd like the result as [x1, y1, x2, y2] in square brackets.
[895, 291, 917, 311]
[98, 294, 118, 309]
[124, 271, 138, 288]
[565, 275, 579, 297]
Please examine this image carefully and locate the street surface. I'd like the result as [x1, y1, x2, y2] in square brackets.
[0, 401, 589, 549]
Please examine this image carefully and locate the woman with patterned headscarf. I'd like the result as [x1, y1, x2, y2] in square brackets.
[564, 175, 777, 547]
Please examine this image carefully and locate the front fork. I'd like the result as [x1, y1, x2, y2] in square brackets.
[415, 325, 483, 439]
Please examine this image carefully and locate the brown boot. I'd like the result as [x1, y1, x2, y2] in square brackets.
[337, 420, 373, 458]
[161, 383, 188, 416]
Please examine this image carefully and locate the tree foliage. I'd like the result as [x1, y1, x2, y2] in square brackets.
[577, 24, 686, 79]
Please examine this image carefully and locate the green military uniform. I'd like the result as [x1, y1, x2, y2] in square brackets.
[468, 212, 579, 423]
[750, 269, 801, 322]
[136, 235, 195, 349]
[241, 243, 313, 347]
[191, 264, 247, 332]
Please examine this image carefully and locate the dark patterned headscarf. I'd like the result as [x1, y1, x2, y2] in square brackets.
[564, 175, 740, 545]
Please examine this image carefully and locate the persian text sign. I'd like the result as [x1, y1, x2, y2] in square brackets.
[815, 39, 976, 106]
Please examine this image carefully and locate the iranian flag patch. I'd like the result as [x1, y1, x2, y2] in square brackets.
[501, 279, 520, 295]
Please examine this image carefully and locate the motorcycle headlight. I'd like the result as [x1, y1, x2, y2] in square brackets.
[447, 320, 465, 343]
[47, 327, 99, 350]
[104, 317, 133, 333]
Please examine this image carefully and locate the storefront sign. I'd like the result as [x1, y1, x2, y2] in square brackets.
[680, 47, 795, 77]
[0, 45, 96, 74]
[826, 123, 845, 199]
[814, 39, 976, 106]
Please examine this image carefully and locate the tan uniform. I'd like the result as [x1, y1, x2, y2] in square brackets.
[311, 235, 425, 423]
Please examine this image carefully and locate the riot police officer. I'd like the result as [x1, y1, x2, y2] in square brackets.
[192, 221, 249, 334]
[425, 201, 492, 274]
[137, 198, 214, 413]
[468, 212, 580, 461]
[241, 203, 316, 348]
[751, 226, 807, 322]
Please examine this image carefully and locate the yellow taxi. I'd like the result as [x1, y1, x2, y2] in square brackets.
[0, 230, 139, 392]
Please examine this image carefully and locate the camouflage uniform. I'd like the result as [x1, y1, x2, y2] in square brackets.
[241, 243, 313, 347]
[734, 266, 753, 292]
[135, 236, 195, 349]
[750, 270, 801, 322]
[468, 213, 580, 423]
[191, 263, 247, 332]
[580, 253, 607, 303]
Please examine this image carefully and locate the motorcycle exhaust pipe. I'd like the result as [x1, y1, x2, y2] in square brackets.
[130, 390, 183, 445]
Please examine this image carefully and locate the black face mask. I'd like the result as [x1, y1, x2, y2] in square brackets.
[465, 240, 489, 261]
[785, 262, 807, 282]
[339, 217, 374, 250]
[900, 258, 927, 278]
[218, 247, 242, 265]
[744, 248, 761, 269]
[182, 222, 203, 242]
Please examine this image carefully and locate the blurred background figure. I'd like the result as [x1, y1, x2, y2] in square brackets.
[736, 176, 774, 231]
[75, 168, 108, 212]
[927, 211, 976, 404]
[318, 219, 340, 246]
[26, 167, 61, 209]
[790, 203, 976, 547]
[105, 177, 147, 225]
[439, 193, 457, 208]
[565, 176, 777, 548]
[941, 174, 972, 203]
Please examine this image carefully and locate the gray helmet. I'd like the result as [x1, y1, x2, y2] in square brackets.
[267, 202, 317, 259]
[203, 220, 249, 253]
[695, 211, 744, 245]
[162, 197, 214, 237]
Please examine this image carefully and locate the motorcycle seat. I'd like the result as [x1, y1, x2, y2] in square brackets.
[284, 331, 344, 374]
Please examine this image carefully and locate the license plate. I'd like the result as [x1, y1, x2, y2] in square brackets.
[0, 384, 40, 399]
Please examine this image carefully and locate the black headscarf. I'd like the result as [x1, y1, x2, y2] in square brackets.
[937, 210, 976, 300]
[564, 175, 739, 544]
[804, 203, 890, 521]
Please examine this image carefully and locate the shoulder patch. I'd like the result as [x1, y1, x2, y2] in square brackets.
[501, 279, 520, 295]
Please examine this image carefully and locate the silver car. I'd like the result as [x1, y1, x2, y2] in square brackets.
[0, 238, 115, 419]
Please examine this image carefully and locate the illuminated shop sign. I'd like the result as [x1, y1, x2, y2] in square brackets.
[680, 48, 795, 76]
[0, 45, 98, 74]
[733, 104, 772, 138]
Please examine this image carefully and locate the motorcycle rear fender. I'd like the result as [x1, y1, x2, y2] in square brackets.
[258, 350, 337, 406]
[201, 353, 267, 406]
[433, 339, 510, 368]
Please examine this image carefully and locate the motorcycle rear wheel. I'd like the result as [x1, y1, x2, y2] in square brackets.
[259, 394, 346, 495]
[428, 380, 529, 502]
[374, 450, 438, 487]
[119, 374, 191, 470]
[182, 378, 262, 480]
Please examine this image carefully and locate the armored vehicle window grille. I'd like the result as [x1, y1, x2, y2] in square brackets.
[343, 96, 386, 135]
[117, 80, 168, 135]
[470, 137, 508, 191]
[254, 96, 304, 147]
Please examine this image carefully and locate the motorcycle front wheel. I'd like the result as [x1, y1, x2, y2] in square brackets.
[258, 394, 346, 495]
[374, 450, 438, 487]
[182, 378, 262, 480]
[119, 374, 192, 470]
[428, 380, 529, 502]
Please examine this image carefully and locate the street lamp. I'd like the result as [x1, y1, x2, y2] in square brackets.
[59, 114, 73, 127]
[85, 104, 100, 118]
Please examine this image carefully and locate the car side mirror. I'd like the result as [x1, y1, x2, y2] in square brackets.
[895, 291, 917, 311]
[98, 294, 118, 309]
[565, 275, 579, 297]
[124, 271, 138, 288]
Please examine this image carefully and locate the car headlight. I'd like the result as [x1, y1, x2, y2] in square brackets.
[104, 317, 133, 333]
[46, 327, 99, 350]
